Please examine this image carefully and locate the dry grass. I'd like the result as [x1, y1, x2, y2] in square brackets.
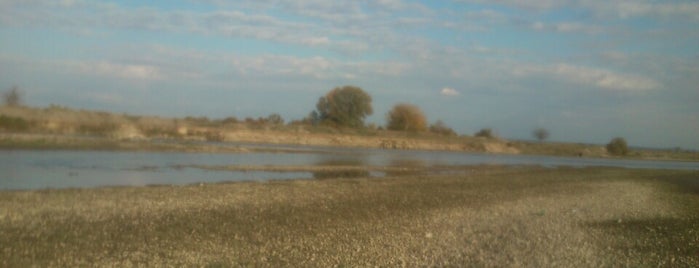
[3, 105, 698, 160]
[1, 166, 697, 267]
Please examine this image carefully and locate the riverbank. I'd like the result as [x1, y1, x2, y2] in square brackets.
[2, 132, 698, 164]
[1, 166, 697, 266]
[3, 105, 698, 161]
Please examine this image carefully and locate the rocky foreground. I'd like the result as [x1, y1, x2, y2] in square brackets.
[1, 166, 698, 267]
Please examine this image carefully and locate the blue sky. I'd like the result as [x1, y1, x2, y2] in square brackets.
[1, 0, 698, 149]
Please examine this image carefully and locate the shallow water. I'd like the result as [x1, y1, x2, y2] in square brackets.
[1, 144, 698, 190]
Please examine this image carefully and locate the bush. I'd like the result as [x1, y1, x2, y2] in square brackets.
[0, 115, 30, 131]
[429, 120, 457, 136]
[266, 113, 284, 125]
[475, 128, 495, 139]
[77, 123, 119, 136]
[3, 86, 22, 107]
[533, 128, 549, 142]
[606, 137, 629, 156]
[386, 103, 427, 132]
[221, 116, 239, 125]
[184, 116, 214, 127]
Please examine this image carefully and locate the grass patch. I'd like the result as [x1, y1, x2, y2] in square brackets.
[0, 115, 31, 132]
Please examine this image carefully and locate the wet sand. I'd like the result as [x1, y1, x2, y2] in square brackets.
[1, 166, 697, 266]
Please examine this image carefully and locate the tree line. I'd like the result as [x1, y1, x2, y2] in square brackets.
[2, 85, 631, 155]
[302, 85, 631, 155]
[303, 85, 458, 136]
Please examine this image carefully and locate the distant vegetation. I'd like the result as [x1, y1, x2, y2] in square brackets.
[533, 128, 550, 142]
[386, 103, 427, 132]
[606, 137, 629, 156]
[475, 128, 495, 139]
[313, 86, 373, 128]
[0, 115, 30, 131]
[3, 86, 22, 107]
[2, 85, 697, 161]
[429, 120, 457, 137]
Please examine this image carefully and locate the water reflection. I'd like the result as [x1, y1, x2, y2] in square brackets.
[2, 146, 698, 190]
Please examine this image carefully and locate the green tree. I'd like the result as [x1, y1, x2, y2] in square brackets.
[533, 128, 550, 142]
[606, 137, 629, 156]
[315, 86, 373, 128]
[3, 86, 22, 107]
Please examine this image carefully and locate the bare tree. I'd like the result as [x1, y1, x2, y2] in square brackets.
[533, 128, 550, 142]
[3, 86, 22, 107]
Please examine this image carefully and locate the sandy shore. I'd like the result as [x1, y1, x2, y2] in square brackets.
[1, 166, 697, 266]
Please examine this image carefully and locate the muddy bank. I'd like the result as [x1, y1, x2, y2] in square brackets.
[1, 167, 697, 266]
[0, 130, 523, 155]
[0, 133, 332, 154]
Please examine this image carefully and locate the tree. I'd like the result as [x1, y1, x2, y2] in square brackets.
[606, 137, 629, 156]
[429, 120, 457, 136]
[3, 86, 22, 107]
[533, 128, 550, 142]
[315, 85, 373, 128]
[386, 103, 427, 132]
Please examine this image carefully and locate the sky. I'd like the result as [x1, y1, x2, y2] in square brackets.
[1, 0, 698, 149]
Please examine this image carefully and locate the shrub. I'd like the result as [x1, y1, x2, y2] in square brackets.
[533, 128, 550, 142]
[606, 137, 629, 156]
[3, 86, 22, 107]
[386, 103, 427, 132]
[221, 116, 239, 125]
[266, 113, 284, 125]
[429, 120, 457, 136]
[0, 115, 30, 131]
[475, 128, 495, 139]
[77, 123, 119, 136]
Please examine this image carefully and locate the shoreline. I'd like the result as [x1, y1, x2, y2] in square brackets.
[2, 133, 698, 162]
[2, 105, 697, 161]
[1, 166, 697, 266]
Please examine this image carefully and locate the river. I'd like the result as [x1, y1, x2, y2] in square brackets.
[2, 144, 698, 190]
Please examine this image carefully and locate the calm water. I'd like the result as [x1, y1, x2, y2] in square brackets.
[2, 144, 698, 190]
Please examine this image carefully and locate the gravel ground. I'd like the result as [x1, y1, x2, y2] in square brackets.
[1, 166, 697, 267]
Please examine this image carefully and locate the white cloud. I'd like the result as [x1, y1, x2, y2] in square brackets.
[552, 64, 660, 91]
[513, 63, 661, 91]
[440, 87, 460, 96]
